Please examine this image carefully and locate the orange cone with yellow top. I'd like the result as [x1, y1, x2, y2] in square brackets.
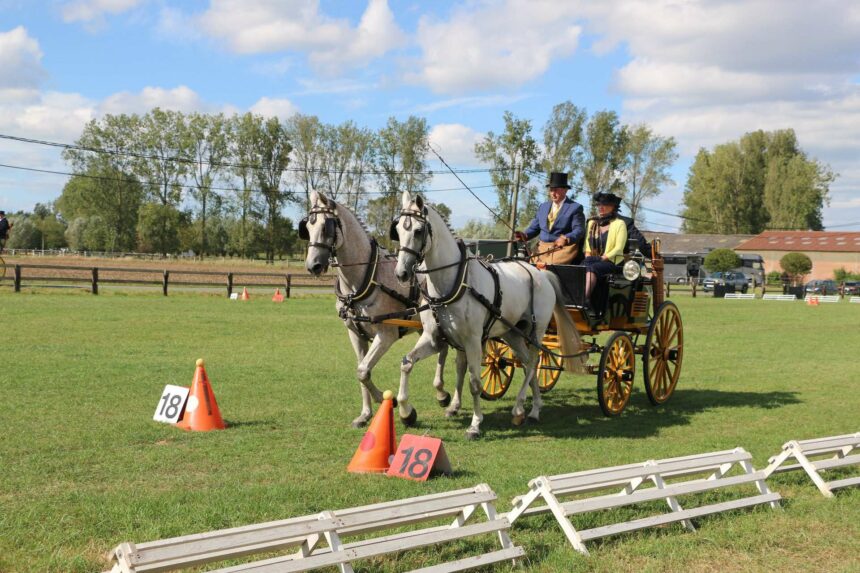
[272, 288, 284, 302]
[240, 287, 250, 301]
[348, 391, 396, 473]
[176, 359, 226, 432]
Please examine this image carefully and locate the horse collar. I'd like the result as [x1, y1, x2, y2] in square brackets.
[335, 238, 380, 305]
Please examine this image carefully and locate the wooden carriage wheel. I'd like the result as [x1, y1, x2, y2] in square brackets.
[537, 348, 563, 393]
[643, 301, 683, 405]
[597, 332, 636, 416]
[480, 339, 515, 400]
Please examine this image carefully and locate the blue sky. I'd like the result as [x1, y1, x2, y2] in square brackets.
[1, 0, 858, 232]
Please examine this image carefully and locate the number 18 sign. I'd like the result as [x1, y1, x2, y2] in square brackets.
[386, 434, 452, 481]
[153, 385, 190, 424]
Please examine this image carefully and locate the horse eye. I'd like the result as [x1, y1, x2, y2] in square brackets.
[414, 227, 424, 236]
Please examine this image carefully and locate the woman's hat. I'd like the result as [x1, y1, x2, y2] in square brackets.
[546, 172, 571, 189]
[593, 192, 622, 207]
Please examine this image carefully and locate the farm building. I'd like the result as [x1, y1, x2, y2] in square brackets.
[640, 232, 754, 254]
[735, 231, 860, 279]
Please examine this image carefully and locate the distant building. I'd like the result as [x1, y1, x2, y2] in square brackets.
[640, 232, 754, 254]
[735, 231, 860, 280]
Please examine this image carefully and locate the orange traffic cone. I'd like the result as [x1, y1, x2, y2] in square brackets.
[272, 288, 284, 302]
[348, 391, 396, 474]
[240, 287, 250, 301]
[176, 359, 226, 432]
[807, 296, 819, 306]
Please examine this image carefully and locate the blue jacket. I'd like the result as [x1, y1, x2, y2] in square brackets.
[523, 197, 585, 244]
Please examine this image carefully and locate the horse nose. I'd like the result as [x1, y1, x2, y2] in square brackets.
[310, 263, 323, 276]
[395, 269, 408, 282]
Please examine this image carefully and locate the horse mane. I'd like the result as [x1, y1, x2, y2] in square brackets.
[423, 199, 458, 240]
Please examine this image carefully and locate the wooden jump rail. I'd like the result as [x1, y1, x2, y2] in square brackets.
[507, 447, 780, 555]
[102, 483, 522, 573]
[2, 263, 333, 297]
[764, 432, 860, 497]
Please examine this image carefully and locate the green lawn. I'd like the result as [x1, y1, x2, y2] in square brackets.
[0, 290, 858, 572]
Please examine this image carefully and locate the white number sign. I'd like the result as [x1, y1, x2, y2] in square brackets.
[153, 385, 190, 424]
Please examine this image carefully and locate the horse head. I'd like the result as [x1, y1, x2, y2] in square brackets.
[393, 191, 432, 283]
[302, 190, 340, 276]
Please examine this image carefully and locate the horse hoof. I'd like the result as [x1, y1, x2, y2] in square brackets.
[401, 408, 418, 427]
[444, 409, 459, 418]
[351, 419, 368, 429]
[512, 414, 525, 427]
[465, 430, 481, 441]
[391, 397, 398, 408]
[437, 392, 452, 408]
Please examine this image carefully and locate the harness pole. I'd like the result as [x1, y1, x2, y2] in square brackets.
[507, 161, 521, 257]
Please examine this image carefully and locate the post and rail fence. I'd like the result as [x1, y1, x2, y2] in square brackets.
[0, 263, 334, 297]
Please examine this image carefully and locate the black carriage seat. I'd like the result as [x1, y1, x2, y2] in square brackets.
[547, 261, 639, 321]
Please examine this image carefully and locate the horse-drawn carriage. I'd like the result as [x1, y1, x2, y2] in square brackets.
[479, 242, 683, 417]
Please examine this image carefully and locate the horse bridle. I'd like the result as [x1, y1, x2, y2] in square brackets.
[390, 207, 432, 263]
[299, 206, 342, 255]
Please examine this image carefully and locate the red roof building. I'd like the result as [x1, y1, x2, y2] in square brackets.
[735, 231, 860, 280]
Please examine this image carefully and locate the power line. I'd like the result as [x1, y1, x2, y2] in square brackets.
[0, 132, 508, 176]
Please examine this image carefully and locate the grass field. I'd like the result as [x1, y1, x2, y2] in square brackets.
[1, 289, 858, 572]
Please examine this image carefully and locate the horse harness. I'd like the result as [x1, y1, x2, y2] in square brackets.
[301, 205, 418, 342]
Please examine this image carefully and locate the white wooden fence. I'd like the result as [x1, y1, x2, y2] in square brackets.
[764, 433, 860, 497]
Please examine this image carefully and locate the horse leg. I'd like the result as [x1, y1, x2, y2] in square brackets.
[504, 335, 541, 425]
[432, 345, 451, 408]
[346, 329, 374, 428]
[398, 331, 439, 427]
[445, 349, 467, 418]
[464, 339, 486, 440]
[356, 323, 400, 402]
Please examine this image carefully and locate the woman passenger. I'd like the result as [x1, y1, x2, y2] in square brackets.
[583, 193, 628, 301]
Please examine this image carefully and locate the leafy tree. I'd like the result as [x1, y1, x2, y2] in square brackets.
[434, 202, 452, 223]
[474, 111, 540, 231]
[251, 116, 294, 263]
[135, 108, 192, 254]
[365, 196, 394, 247]
[682, 129, 834, 233]
[780, 252, 813, 285]
[5, 213, 37, 249]
[319, 120, 377, 212]
[540, 101, 586, 185]
[620, 124, 677, 222]
[457, 219, 507, 239]
[185, 112, 228, 257]
[286, 114, 325, 212]
[136, 203, 183, 254]
[376, 116, 431, 223]
[581, 110, 628, 214]
[226, 113, 264, 258]
[703, 248, 741, 273]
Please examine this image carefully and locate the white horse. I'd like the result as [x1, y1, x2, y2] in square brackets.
[392, 191, 585, 439]
[303, 190, 453, 427]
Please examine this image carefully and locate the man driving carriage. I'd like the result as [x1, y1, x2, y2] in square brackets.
[514, 172, 585, 265]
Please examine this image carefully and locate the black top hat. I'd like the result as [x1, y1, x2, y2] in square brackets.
[593, 192, 622, 207]
[546, 172, 571, 189]
[0, 210, 5, 216]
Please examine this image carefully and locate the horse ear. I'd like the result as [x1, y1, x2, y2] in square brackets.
[310, 190, 318, 206]
[317, 190, 329, 206]
[401, 190, 412, 208]
[415, 194, 424, 211]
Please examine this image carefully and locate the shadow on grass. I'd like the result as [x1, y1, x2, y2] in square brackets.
[469, 388, 802, 441]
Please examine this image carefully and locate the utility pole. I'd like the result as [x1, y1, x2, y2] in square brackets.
[507, 161, 521, 257]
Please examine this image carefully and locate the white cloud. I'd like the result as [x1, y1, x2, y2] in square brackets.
[249, 96, 299, 120]
[0, 26, 46, 90]
[429, 123, 482, 166]
[99, 86, 208, 115]
[61, 0, 145, 25]
[407, 0, 581, 94]
[197, 0, 404, 73]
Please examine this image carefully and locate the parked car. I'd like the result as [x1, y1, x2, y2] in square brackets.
[805, 279, 839, 295]
[842, 281, 860, 295]
[702, 271, 749, 293]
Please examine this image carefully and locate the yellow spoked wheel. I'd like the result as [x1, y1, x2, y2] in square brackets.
[597, 332, 635, 416]
[537, 348, 563, 393]
[480, 339, 515, 400]
[643, 301, 683, 405]
[0, 255, 5, 280]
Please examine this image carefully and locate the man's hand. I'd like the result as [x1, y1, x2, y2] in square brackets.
[514, 231, 527, 242]
[553, 235, 569, 249]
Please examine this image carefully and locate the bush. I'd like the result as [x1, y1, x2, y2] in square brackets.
[780, 252, 812, 286]
[766, 270, 783, 284]
[703, 248, 741, 273]
[833, 267, 860, 281]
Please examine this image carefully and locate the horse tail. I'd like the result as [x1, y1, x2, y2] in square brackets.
[544, 271, 587, 374]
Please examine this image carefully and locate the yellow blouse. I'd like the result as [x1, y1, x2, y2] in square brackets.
[584, 218, 627, 264]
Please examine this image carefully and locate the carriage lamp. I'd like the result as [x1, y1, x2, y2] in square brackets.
[623, 260, 642, 281]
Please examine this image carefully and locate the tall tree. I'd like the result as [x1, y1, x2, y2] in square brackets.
[286, 114, 325, 212]
[251, 116, 294, 263]
[135, 108, 191, 254]
[620, 124, 678, 222]
[185, 112, 228, 257]
[581, 111, 628, 214]
[541, 101, 586, 184]
[227, 113, 264, 258]
[682, 129, 834, 233]
[474, 111, 540, 231]
[376, 116, 431, 225]
[61, 114, 144, 251]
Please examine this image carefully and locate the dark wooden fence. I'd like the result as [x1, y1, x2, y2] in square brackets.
[1, 263, 334, 297]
